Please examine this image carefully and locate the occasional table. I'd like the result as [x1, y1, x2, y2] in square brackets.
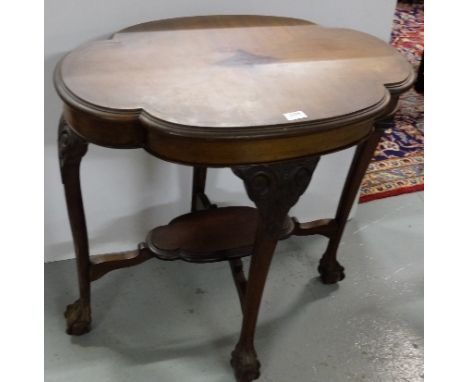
[54, 15, 414, 381]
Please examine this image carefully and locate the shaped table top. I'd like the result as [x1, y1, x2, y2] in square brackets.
[55, 15, 414, 165]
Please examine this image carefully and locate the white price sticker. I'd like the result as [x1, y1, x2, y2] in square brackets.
[283, 111, 307, 121]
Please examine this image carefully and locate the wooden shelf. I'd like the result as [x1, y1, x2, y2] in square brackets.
[146, 206, 294, 263]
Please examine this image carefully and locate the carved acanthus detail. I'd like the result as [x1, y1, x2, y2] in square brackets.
[233, 156, 320, 238]
[58, 118, 88, 177]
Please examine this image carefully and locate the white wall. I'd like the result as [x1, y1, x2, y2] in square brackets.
[45, 0, 397, 262]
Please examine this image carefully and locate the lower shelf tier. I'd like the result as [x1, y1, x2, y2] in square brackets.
[146, 206, 294, 263]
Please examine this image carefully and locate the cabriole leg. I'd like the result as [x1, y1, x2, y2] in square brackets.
[58, 117, 91, 335]
[231, 157, 320, 381]
[319, 126, 386, 284]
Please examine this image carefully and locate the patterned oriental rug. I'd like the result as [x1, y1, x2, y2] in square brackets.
[359, 0, 424, 203]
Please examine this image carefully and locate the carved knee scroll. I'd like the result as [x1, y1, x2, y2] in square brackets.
[58, 118, 88, 181]
[233, 156, 320, 238]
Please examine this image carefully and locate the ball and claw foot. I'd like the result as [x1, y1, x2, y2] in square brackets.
[64, 299, 91, 335]
[318, 258, 345, 285]
[231, 348, 261, 382]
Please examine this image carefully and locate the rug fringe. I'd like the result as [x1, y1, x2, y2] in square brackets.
[359, 184, 424, 204]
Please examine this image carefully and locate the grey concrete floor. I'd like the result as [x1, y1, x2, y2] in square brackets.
[45, 192, 423, 382]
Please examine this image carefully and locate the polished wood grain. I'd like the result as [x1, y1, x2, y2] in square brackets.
[146, 206, 298, 263]
[147, 207, 260, 262]
[55, 15, 414, 165]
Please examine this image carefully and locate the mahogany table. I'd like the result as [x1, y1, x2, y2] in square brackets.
[54, 15, 414, 381]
